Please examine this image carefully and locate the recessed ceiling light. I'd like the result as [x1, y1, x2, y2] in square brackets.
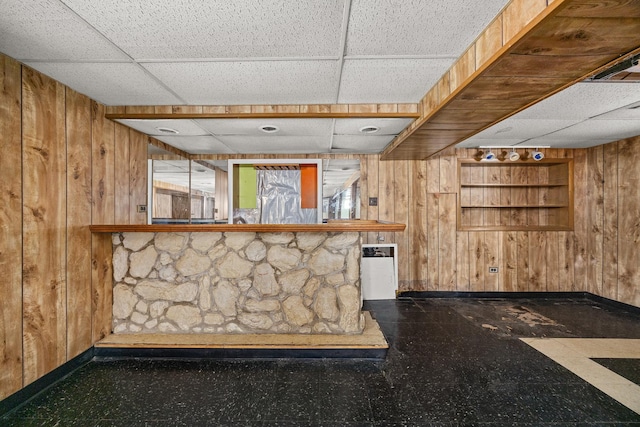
[156, 127, 179, 134]
[359, 126, 379, 134]
[259, 125, 279, 133]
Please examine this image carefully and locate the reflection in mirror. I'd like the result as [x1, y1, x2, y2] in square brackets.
[151, 157, 190, 223]
[149, 152, 228, 224]
[322, 159, 360, 220]
[191, 160, 228, 223]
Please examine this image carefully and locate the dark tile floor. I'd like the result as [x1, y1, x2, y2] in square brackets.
[3, 297, 640, 426]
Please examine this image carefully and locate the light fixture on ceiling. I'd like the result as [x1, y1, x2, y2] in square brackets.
[483, 149, 497, 161]
[156, 127, 179, 134]
[508, 149, 520, 161]
[259, 125, 279, 133]
[531, 149, 544, 161]
[359, 126, 379, 134]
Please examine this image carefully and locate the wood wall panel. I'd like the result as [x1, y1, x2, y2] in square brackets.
[438, 193, 457, 291]
[426, 193, 440, 290]
[408, 160, 428, 290]
[502, 232, 518, 292]
[114, 124, 131, 224]
[365, 155, 379, 244]
[0, 54, 152, 401]
[65, 88, 93, 359]
[0, 55, 23, 400]
[469, 232, 484, 291]
[572, 149, 588, 293]
[602, 142, 618, 300]
[91, 233, 113, 342]
[129, 131, 148, 224]
[393, 160, 409, 288]
[21, 67, 67, 385]
[91, 101, 115, 224]
[516, 232, 529, 291]
[616, 139, 640, 307]
[587, 146, 604, 295]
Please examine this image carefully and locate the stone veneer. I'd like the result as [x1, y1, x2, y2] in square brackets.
[111, 231, 364, 334]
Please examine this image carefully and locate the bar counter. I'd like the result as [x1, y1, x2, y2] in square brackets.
[90, 220, 405, 337]
[89, 220, 405, 233]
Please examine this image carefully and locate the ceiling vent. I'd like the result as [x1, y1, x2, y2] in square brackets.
[586, 54, 640, 82]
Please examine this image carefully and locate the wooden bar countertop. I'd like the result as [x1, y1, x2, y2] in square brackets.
[89, 220, 405, 233]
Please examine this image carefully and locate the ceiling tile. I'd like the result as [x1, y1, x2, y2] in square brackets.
[154, 135, 234, 154]
[543, 119, 640, 142]
[525, 137, 613, 149]
[592, 101, 640, 120]
[23, 62, 182, 105]
[346, 0, 510, 56]
[334, 118, 413, 135]
[143, 61, 340, 104]
[331, 135, 396, 153]
[117, 119, 209, 136]
[338, 58, 451, 103]
[0, 0, 128, 61]
[62, 0, 347, 59]
[514, 82, 640, 120]
[469, 118, 582, 140]
[216, 135, 330, 154]
[196, 118, 334, 136]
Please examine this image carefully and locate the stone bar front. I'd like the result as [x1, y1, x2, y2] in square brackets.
[91, 222, 405, 336]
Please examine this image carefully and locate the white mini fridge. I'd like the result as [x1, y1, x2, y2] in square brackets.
[361, 244, 398, 300]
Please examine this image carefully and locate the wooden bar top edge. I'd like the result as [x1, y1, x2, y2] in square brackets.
[89, 220, 406, 233]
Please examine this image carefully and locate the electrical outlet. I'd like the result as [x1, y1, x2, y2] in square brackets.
[489, 267, 498, 273]
[369, 197, 378, 206]
[137, 205, 147, 213]
[377, 235, 385, 242]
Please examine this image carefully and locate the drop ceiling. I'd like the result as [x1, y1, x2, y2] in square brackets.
[1, 0, 639, 155]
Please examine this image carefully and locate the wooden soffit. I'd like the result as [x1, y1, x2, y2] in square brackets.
[381, 0, 640, 160]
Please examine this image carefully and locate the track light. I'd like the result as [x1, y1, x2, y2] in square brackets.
[483, 149, 496, 161]
[508, 149, 520, 161]
[531, 149, 544, 161]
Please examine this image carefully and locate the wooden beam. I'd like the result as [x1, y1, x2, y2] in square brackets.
[105, 103, 420, 120]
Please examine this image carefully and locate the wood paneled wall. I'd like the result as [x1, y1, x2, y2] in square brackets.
[2, 51, 640, 402]
[195, 148, 639, 307]
[0, 54, 148, 400]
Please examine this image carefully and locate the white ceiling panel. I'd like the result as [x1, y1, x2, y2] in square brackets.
[542, 120, 640, 142]
[0, 0, 128, 61]
[331, 135, 396, 153]
[514, 83, 640, 120]
[62, 0, 347, 59]
[143, 61, 340, 104]
[154, 135, 234, 154]
[334, 118, 413, 135]
[592, 101, 640, 120]
[524, 137, 614, 149]
[338, 58, 451, 103]
[216, 135, 330, 154]
[346, 0, 510, 56]
[196, 119, 334, 136]
[469, 118, 582, 140]
[116, 119, 209, 136]
[23, 62, 183, 105]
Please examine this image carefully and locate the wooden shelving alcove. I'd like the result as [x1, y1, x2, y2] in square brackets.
[457, 158, 574, 232]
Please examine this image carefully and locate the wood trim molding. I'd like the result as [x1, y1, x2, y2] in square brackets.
[89, 220, 406, 233]
[105, 104, 420, 120]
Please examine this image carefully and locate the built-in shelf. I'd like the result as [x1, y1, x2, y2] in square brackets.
[458, 159, 574, 232]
